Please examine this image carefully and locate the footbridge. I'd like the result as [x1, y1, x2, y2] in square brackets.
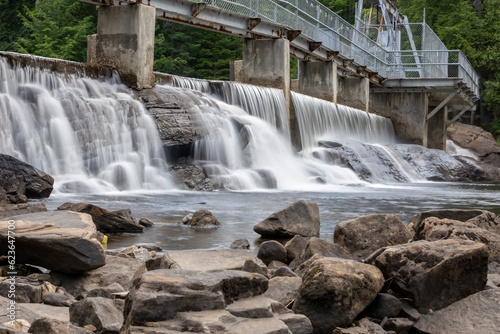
[81, 0, 480, 150]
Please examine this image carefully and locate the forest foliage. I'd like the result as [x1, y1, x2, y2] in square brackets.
[1, 0, 499, 137]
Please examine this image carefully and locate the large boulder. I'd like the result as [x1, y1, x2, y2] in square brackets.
[28, 318, 93, 334]
[0, 203, 47, 220]
[410, 209, 489, 231]
[181, 209, 220, 227]
[57, 203, 144, 233]
[263, 276, 302, 306]
[0, 211, 105, 274]
[257, 241, 287, 266]
[334, 214, 412, 258]
[292, 257, 384, 333]
[366, 239, 489, 312]
[289, 238, 354, 271]
[414, 217, 500, 262]
[414, 288, 500, 334]
[0, 154, 54, 198]
[447, 122, 500, 159]
[70, 297, 123, 334]
[253, 200, 320, 238]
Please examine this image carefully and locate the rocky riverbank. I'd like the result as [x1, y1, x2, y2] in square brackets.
[1, 194, 500, 333]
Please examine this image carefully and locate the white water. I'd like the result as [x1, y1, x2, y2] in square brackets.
[446, 140, 479, 160]
[0, 57, 174, 193]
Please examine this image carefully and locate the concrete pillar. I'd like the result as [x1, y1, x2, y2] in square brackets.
[87, 34, 97, 65]
[229, 60, 243, 82]
[425, 105, 448, 150]
[298, 61, 337, 103]
[92, 4, 155, 89]
[338, 77, 370, 111]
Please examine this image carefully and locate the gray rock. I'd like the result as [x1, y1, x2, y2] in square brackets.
[289, 237, 355, 271]
[362, 293, 402, 321]
[132, 248, 152, 262]
[0, 203, 47, 220]
[42, 292, 74, 307]
[268, 261, 288, 270]
[57, 202, 144, 233]
[400, 300, 420, 321]
[87, 283, 125, 299]
[414, 288, 500, 334]
[409, 209, 487, 231]
[225, 317, 291, 334]
[382, 318, 414, 333]
[292, 257, 384, 333]
[113, 208, 137, 222]
[366, 239, 488, 313]
[138, 217, 154, 227]
[465, 211, 500, 235]
[284, 235, 310, 264]
[272, 266, 298, 278]
[333, 318, 387, 334]
[263, 276, 302, 306]
[28, 318, 93, 334]
[70, 297, 124, 334]
[257, 240, 287, 266]
[275, 312, 313, 334]
[242, 259, 268, 276]
[225, 295, 276, 318]
[230, 238, 250, 249]
[334, 214, 412, 258]
[254, 200, 320, 238]
[0, 211, 105, 274]
[180, 213, 193, 224]
[0, 280, 41, 303]
[183, 209, 220, 227]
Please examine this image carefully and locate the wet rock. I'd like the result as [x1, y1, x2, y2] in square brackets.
[410, 209, 488, 231]
[230, 238, 250, 249]
[0, 211, 105, 274]
[58, 202, 144, 233]
[413, 288, 500, 334]
[70, 297, 124, 334]
[414, 217, 500, 262]
[362, 293, 402, 321]
[158, 249, 266, 271]
[0, 154, 54, 198]
[42, 292, 74, 307]
[334, 214, 412, 258]
[121, 269, 268, 328]
[0, 203, 47, 220]
[182, 209, 220, 227]
[447, 123, 500, 159]
[138, 217, 154, 227]
[292, 257, 384, 333]
[28, 318, 93, 334]
[284, 235, 310, 264]
[366, 239, 488, 312]
[113, 208, 137, 222]
[289, 237, 355, 271]
[257, 240, 287, 266]
[255, 169, 278, 189]
[254, 200, 320, 238]
[263, 276, 302, 306]
[169, 163, 214, 191]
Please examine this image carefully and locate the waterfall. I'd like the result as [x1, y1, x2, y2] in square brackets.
[0, 56, 173, 193]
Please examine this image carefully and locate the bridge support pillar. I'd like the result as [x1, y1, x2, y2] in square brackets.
[298, 61, 337, 103]
[338, 77, 370, 111]
[91, 4, 155, 89]
[425, 104, 449, 150]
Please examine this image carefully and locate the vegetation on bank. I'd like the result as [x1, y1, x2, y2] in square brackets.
[1, 0, 499, 139]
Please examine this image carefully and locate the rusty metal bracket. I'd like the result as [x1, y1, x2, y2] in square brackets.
[192, 3, 207, 17]
[309, 42, 322, 52]
[356, 66, 367, 74]
[247, 18, 262, 31]
[326, 51, 339, 59]
[287, 30, 301, 42]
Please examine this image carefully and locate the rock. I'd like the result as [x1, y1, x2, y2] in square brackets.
[28, 318, 93, 334]
[0, 280, 41, 303]
[263, 276, 302, 306]
[272, 266, 298, 278]
[413, 288, 500, 334]
[0, 175, 26, 198]
[0, 211, 105, 274]
[275, 312, 313, 334]
[414, 217, 500, 262]
[133, 248, 152, 262]
[50, 254, 146, 298]
[0, 299, 70, 324]
[0, 154, 54, 198]
[447, 122, 500, 159]
[361, 293, 402, 321]
[70, 297, 124, 334]
[2, 319, 30, 332]
[225, 317, 291, 334]
[57, 202, 144, 233]
[268, 261, 288, 270]
[182, 209, 220, 227]
[0, 203, 47, 220]
[289, 237, 355, 271]
[242, 259, 268, 276]
[87, 283, 125, 299]
[254, 200, 320, 238]
[466, 211, 500, 235]
[334, 214, 413, 258]
[382, 318, 414, 333]
[284, 235, 310, 264]
[138, 217, 154, 227]
[257, 241, 287, 266]
[158, 249, 266, 271]
[400, 300, 420, 321]
[0, 324, 24, 334]
[366, 239, 488, 312]
[169, 163, 215, 191]
[121, 269, 268, 328]
[225, 295, 276, 318]
[230, 238, 250, 249]
[113, 208, 137, 222]
[292, 257, 384, 333]
[409, 209, 487, 231]
[333, 318, 387, 334]
[42, 292, 74, 307]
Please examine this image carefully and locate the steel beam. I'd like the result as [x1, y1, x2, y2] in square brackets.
[426, 91, 458, 121]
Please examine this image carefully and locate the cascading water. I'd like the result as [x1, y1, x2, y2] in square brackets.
[0, 56, 173, 193]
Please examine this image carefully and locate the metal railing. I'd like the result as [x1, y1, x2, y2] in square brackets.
[186, 0, 479, 97]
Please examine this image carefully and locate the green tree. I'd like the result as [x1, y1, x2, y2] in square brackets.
[18, 0, 97, 62]
[0, 0, 36, 51]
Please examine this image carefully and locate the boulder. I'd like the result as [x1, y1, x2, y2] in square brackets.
[57, 203, 144, 233]
[334, 214, 412, 258]
[409, 209, 487, 231]
[230, 238, 250, 249]
[275, 312, 313, 334]
[466, 211, 500, 235]
[42, 292, 74, 307]
[87, 283, 125, 299]
[0, 203, 47, 220]
[0, 211, 105, 274]
[414, 288, 500, 334]
[182, 209, 220, 227]
[70, 297, 124, 334]
[254, 200, 320, 238]
[272, 266, 298, 278]
[263, 276, 302, 306]
[0, 154, 54, 198]
[225, 295, 276, 318]
[0, 175, 26, 198]
[333, 318, 386, 334]
[382, 318, 414, 333]
[121, 269, 268, 328]
[414, 217, 500, 262]
[138, 217, 154, 227]
[366, 239, 488, 312]
[284, 235, 310, 264]
[289, 238, 354, 271]
[447, 122, 500, 159]
[361, 293, 402, 321]
[242, 259, 268, 276]
[257, 241, 287, 266]
[292, 257, 384, 333]
[158, 249, 266, 271]
[0, 280, 42, 303]
[28, 318, 93, 334]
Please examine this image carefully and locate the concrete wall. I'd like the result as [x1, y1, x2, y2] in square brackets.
[298, 61, 337, 103]
[425, 105, 448, 150]
[92, 4, 155, 89]
[338, 77, 369, 111]
[370, 92, 428, 144]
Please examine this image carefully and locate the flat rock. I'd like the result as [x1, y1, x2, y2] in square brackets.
[225, 317, 291, 334]
[0, 203, 47, 220]
[263, 276, 302, 306]
[159, 249, 266, 271]
[254, 200, 320, 238]
[28, 318, 93, 334]
[225, 295, 276, 319]
[414, 288, 500, 334]
[0, 280, 42, 303]
[366, 239, 488, 313]
[0, 211, 105, 274]
[334, 214, 412, 258]
[409, 209, 487, 231]
[57, 202, 144, 233]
